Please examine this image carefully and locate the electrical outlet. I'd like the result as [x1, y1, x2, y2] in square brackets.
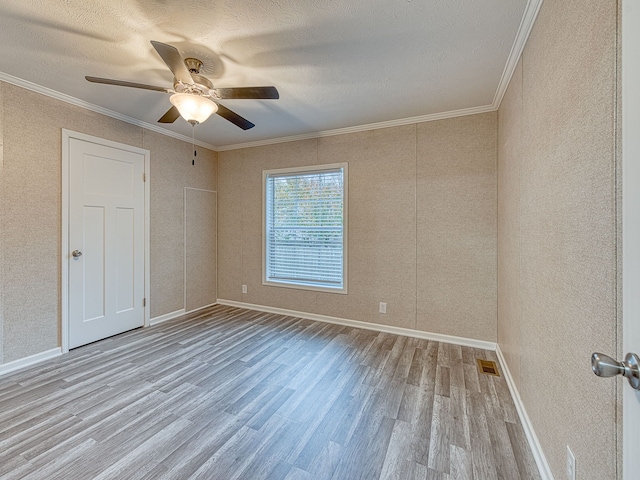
[242, 284, 247, 294]
[566, 446, 576, 480]
[379, 302, 387, 314]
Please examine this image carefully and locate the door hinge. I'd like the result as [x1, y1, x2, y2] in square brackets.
[143, 173, 146, 182]
[143, 298, 146, 307]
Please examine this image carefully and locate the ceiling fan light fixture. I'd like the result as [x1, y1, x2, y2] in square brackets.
[169, 93, 218, 124]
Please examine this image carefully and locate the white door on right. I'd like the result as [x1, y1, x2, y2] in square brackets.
[622, 0, 640, 478]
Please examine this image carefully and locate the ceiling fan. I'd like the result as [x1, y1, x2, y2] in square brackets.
[85, 41, 279, 129]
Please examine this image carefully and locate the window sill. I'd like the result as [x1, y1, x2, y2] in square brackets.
[262, 279, 347, 295]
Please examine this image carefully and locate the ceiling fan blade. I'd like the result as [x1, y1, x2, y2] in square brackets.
[158, 106, 180, 123]
[150, 41, 194, 85]
[213, 86, 279, 100]
[215, 104, 255, 130]
[85, 76, 169, 93]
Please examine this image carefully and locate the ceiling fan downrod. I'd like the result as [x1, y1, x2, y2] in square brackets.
[184, 58, 203, 75]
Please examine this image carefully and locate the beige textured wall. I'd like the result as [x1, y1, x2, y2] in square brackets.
[0, 83, 4, 363]
[0, 82, 217, 365]
[497, 1, 618, 478]
[144, 131, 217, 318]
[217, 148, 244, 302]
[417, 115, 497, 340]
[185, 188, 217, 312]
[218, 114, 497, 340]
[497, 59, 523, 389]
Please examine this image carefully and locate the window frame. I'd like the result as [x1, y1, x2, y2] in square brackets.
[262, 163, 348, 294]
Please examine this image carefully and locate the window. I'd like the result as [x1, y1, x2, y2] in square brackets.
[263, 163, 348, 293]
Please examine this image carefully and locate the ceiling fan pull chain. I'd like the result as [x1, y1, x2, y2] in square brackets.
[192, 124, 196, 166]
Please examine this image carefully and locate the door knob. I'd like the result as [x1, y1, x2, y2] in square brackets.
[591, 352, 640, 390]
[72, 250, 83, 258]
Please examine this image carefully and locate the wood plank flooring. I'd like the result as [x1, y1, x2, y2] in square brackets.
[0, 305, 541, 479]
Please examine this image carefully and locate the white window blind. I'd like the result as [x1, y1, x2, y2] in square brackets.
[264, 165, 347, 292]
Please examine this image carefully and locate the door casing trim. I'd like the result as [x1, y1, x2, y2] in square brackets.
[61, 129, 150, 353]
[622, 0, 640, 477]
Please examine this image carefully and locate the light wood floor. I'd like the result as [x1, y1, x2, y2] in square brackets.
[0, 305, 540, 480]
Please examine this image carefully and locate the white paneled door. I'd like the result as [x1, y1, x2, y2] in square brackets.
[67, 136, 146, 349]
[623, 0, 640, 478]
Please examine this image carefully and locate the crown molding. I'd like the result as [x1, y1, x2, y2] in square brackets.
[492, 0, 544, 109]
[215, 104, 496, 151]
[0, 71, 219, 151]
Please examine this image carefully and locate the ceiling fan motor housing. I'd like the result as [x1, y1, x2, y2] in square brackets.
[173, 57, 214, 96]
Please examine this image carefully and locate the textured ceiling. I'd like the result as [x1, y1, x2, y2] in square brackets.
[0, 0, 530, 149]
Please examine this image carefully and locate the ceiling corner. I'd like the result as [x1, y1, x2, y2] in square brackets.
[491, 0, 544, 110]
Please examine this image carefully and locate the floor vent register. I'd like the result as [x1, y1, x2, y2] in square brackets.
[477, 359, 500, 376]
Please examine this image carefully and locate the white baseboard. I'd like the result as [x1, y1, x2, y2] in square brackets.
[149, 303, 218, 327]
[149, 308, 186, 326]
[495, 345, 553, 480]
[0, 347, 62, 378]
[185, 302, 218, 315]
[216, 299, 497, 351]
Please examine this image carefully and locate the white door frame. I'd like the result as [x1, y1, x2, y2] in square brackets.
[61, 129, 150, 353]
[622, 0, 640, 478]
